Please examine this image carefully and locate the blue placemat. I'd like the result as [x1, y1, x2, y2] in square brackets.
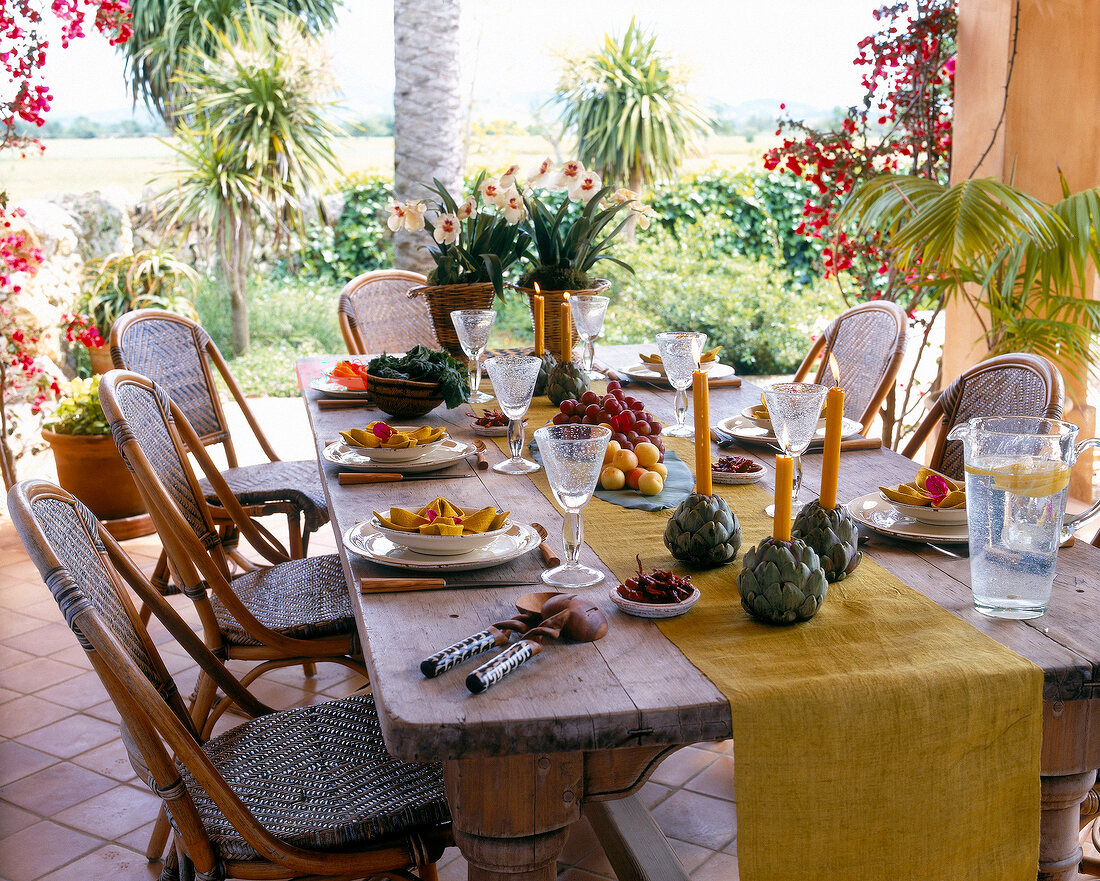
[528, 441, 694, 512]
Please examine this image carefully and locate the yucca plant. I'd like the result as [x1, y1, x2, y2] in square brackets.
[839, 173, 1100, 379]
[81, 249, 200, 338]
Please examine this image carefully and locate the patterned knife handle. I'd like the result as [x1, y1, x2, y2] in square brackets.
[466, 640, 542, 694]
[420, 628, 506, 678]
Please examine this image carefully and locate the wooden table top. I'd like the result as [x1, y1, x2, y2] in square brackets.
[299, 346, 1100, 763]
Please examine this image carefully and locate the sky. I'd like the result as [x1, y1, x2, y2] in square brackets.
[38, 0, 880, 123]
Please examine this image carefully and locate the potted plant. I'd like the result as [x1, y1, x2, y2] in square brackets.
[42, 377, 150, 532]
[388, 172, 530, 358]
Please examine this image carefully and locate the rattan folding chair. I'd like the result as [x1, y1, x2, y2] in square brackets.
[8, 479, 451, 881]
[338, 269, 436, 355]
[792, 300, 908, 435]
[901, 352, 1065, 480]
[111, 309, 328, 566]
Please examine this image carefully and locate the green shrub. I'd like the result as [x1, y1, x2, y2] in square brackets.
[300, 173, 394, 281]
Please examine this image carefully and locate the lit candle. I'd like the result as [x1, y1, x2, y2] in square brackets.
[819, 384, 845, 509]
[693, 370, 712, 495]
[560, 295, 571, 364]
[533, 286, 544, 357]
[774, 455, 793, 541]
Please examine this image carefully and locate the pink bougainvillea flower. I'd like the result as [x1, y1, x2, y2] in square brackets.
[924, 473, 951, 504]
[372, 422, 394, 441]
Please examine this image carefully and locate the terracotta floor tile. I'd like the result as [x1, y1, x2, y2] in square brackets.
[0, 684, 19, 703]
[0, 799, 39, 836]
[0, 739, 59, 786]
[36, 844, 162, 881]
[575, 838, 615, 877]
[0, 656, 84, 694]
[638, 779, 674, 809]
[650, 790, 737, 852]
[0, 759, 116, 813]
[696, 739, 735, 755]
[22, 596, 64, 622]
[0, 558, 45, 582]
[71, 739, 138, 782]
[54, 784, 162, 839]
[559, 816, 600, 863]
[666, 836, 717, 873]
[684, 753, 736, 802]
[436, 851, 470, 881]
[0, 819, 101, 881]
[690, 850, 740, 880]
[85, 699, 122, 726]
[0, 581, 43, 611]
[34, 670, 110, 710]
[115, 818, 162, 856]
[4, 622, 78, 657]
[0, 694, 74, 738]
[557, 868, 613, 881]
[0, 643, 34, 668]
[47, 642, 94, 669]
[16, 712, 119, 759]
[0, 610, 44, 640]
[649, 746, 719, 788]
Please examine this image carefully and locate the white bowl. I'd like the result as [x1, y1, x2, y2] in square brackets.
[347, 431, 448, 462]
[643, 359, 720, 377]
[610, 585, 700, 618]
[370, 515, 512, 556]
[879, 493, 968, 526]
[740, 406, 827, 432]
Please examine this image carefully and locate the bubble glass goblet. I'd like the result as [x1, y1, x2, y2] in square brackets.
[534, 424, 611, 588]
[570, 294, 610, 381]
[451, 309, 496, 404]
[656, 331, 707, 437]
[762, 382, 828, 516]
[484, 355, 542, 474]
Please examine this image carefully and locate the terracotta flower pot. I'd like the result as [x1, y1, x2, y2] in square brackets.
[43, 429, 148, 522]
[514, 280, 610, 360]
[88, 345, 114, 375]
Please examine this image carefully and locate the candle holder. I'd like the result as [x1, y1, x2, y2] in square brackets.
[791, 499, 863, 583]
[738, 537, 828, 624]
[663, 492, 742, 567]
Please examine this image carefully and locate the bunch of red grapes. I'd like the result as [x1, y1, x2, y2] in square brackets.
[551, 381, 665, 462]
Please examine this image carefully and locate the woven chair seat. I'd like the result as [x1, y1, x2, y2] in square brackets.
[198, 460, 329, 534]
[213, 554, 355, 647]
[176, 693, 450, 862]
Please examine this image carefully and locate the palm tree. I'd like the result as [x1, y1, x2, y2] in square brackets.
[121, 0, 339, 125]
[160, 12, 343, 355]
[392, 0, 464, 274]
[552, 20, 713, 194]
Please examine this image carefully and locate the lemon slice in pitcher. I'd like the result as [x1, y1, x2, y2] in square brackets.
[965, 458, 1071, 498]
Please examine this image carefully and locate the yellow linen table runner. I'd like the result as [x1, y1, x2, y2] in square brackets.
[503, 402, 1042, 881]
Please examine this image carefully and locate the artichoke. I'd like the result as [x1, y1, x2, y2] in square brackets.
[791, 499, 862, 583]
[546, 359, 590, 406]
[738, 537, 828, 624]
[533, 353, 556, 397]
[663, 492, 742, 567]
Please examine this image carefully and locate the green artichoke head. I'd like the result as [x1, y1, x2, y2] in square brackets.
[738, 536, 828, 624]
[546, 360, 590, 405]
[663, 492, 742, 567]
[791, 499, 862, 583]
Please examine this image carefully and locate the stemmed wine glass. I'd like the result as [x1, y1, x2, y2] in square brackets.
[533, 424, 611, 587]
[570, 294, 610, 381]
[762, 382, 828, 516]
[484, 355, 541, 474]
[451, 309, 496, 404]
[656, 331, 707, 437]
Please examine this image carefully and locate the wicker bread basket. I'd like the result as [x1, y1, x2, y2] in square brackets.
[363, 374, 446, 419]
[409, 282, 497, 359]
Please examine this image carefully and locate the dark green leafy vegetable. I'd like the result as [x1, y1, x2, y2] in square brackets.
[367, 345, 470, 409]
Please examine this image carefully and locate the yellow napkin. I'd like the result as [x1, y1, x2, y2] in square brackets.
[881, 467, 966, 508]
[374, 497, 509, 535]
[340, 422, 447, 449]
[640, 346, 722, 365]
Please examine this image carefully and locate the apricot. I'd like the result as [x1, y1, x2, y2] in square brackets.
[600, 466, 626, 491]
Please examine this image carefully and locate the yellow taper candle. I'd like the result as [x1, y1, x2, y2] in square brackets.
[774, 455, 793, 541]
[559, 296, 571, 363]
[819, 385, 845, 509]
[533, 289, 544, 356]
[693, 370, 712, 495]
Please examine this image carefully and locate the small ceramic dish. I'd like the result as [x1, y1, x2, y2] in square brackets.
[878, 493, 968, 526]
[712, 461, 767, 485]
[346, 431, 448, 463]
[370, 515, 513, 556]
[610, 585, 701, 619]
[471, 419, 526, 437]
[740, 405, 826, 432]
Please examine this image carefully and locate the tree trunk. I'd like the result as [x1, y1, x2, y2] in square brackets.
[219, 216, 252, 356]
[393, 0, 464, 275]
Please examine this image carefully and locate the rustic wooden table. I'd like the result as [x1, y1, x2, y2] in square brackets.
[299, 347, 1100, 881]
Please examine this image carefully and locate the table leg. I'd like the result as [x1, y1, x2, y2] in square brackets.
[445, 753, 582, 881]
[1039, 769, 1098, 881]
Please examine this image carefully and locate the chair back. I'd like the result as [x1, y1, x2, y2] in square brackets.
[338, 269, 435, 355]
[902, 353, 1064, 479]
[794, 300, 908, 434]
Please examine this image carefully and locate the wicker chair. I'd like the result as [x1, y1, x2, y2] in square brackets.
[110, 309, 328, 564]
[792, 300, 908, 435]
[8, 479, 451, 881]
[900, 353, 1065, 480]
[338, 269, 436, 355]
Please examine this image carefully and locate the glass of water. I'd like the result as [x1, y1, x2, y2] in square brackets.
[762, 382, 828, 516]
[656, 331, 707, 437]
[534, 423, 612, 587]
[451, 309, 496, 403]
[570, 294, 610, 381]
[484, 355, 542, 474]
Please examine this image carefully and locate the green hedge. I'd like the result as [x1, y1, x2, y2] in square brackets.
[300, 173, 393, 281]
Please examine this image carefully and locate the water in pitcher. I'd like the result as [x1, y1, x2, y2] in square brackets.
[964, 454, 1071, 618]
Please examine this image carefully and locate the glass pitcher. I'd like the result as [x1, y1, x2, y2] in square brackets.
[946, 416, 1100, 619]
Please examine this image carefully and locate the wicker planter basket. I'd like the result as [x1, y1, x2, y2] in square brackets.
[364, 374, 446, 419]
[410, 282, 497, 359]
[513, 280, 611, 360]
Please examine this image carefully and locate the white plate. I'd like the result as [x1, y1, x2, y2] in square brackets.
[343, 522, 541, 571]
[609, 585, 701, 618]
[338, 432, 448, 463]
[740, 406, 827, 433]
[715, 415, 862, 448]
[323, 438, 476, 473]
[847, 491, 969, 544]
[369, 515, 511, 556]
[878, 492, 968, 526]
[311, 376, 371, 399]
[712, 461, 767, 485]
[636, 359, 724, 377]
[625, 363, 736, 384]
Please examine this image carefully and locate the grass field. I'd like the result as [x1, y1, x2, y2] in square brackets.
[0, 134, 780, 202]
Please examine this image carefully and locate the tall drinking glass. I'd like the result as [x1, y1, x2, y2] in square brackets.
[451, 309, 496, 404]
[534, 424, 611, 587]
[762, 382, 828, 516]
[484, 355, 541, 474]
[656, 332, 707, 437]
[571, 295, 610, 381]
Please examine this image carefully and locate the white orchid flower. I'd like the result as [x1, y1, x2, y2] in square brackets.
[609, 187, 640, 205]
[554, 159, 585, 191]
[527, 157, 555, 189]
[403, 200, 427, 232]
[499, 164, 521, 190]
[568, 170, 602, 204]
[479, 177, 507, 207]
[433, 213, 460, 244]
[631, 202, 654, 230]
[386, 200, 406, 231]
[501, 188, 527, 224]
[456, 196, 477, 220]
